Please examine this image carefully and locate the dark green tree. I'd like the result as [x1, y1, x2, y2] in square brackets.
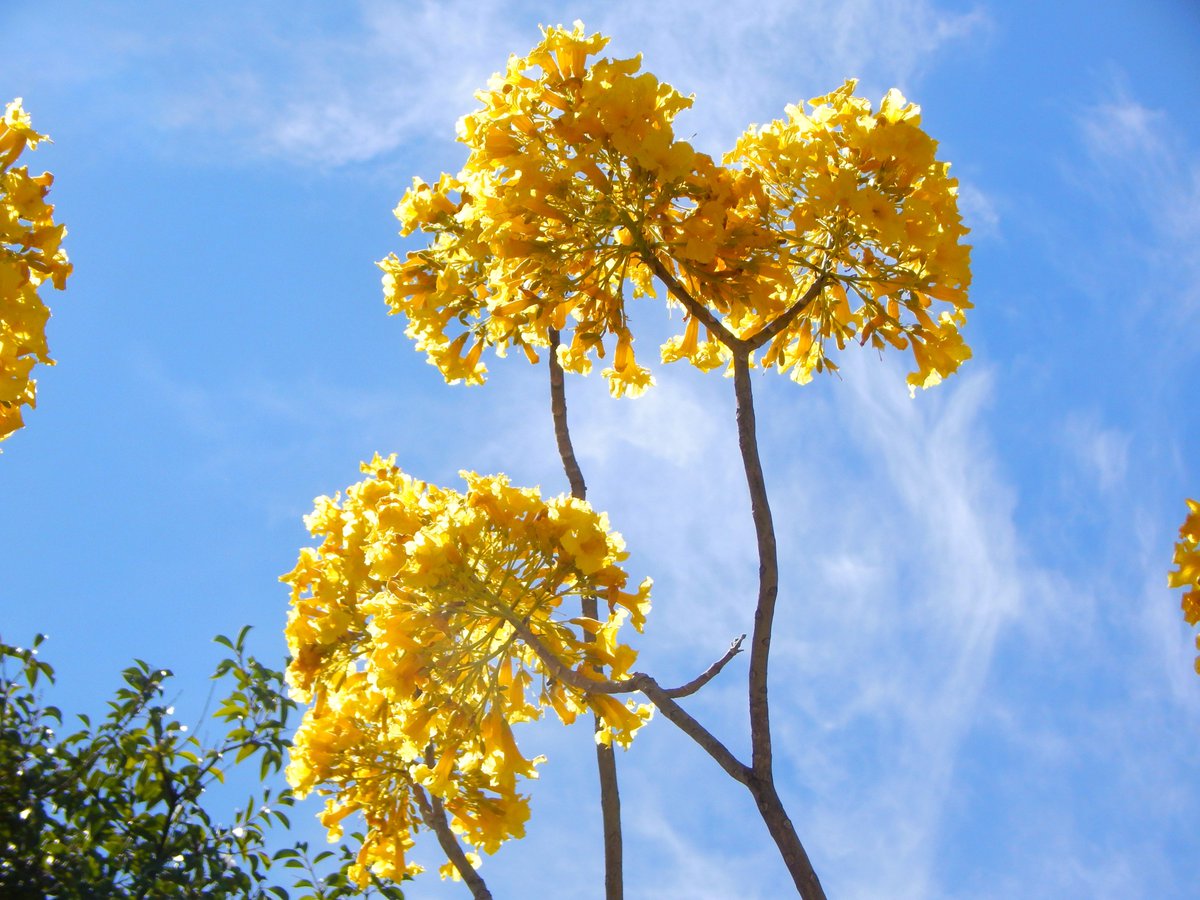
[0, 629, 405, 899]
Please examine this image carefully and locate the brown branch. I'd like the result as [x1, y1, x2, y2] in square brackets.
[508, 619, 637, 696]
[743, 274, 831, 351]
[413, 783, 493, 900]
[731, 352, 828, 900]
[732, 352, 777, 779]
[547, 328, 587, 500]
[662, 634, 745, 698]
[643, 254, 745, 352]
[745, 776, 828, 900]
[635, 678, 753, 786]
[508, 618, 751, 784]
[546, 331, 621, 900]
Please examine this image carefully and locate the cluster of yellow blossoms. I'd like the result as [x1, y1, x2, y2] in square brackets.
[1170, 499, 1200, 672]
[1, 99, 70, 441]
[380, 23, 970, 397]
[283, 455, 652, 883]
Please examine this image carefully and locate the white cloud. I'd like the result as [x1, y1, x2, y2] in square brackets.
[591, 0, 990, 151]
[1077, 86, 1200, 310]
[32, 0, 987, 169]
[957, 180, 1001, 239]
[759, 357, 1026, 897]
[157, 0, 530, 168]
[541, 346, 1030, 896]
[1062, 412, 1131, 491]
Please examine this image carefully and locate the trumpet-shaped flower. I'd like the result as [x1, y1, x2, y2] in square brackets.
[283, 455, 652, 883]
[723, 80, 972, 391]
[1, 99, 71, 442]
[381, 26, 970, 397]
[1170, 499, 1200, 673]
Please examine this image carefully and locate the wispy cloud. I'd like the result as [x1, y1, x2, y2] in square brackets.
[555, 344, 1030, 896]
[1077, 83, 1200, 315]
[1062, 412, 1131, 492]
[22, 0, 988, 169]
[763, 357, 1025, 897]
[592, 0, 990, 151]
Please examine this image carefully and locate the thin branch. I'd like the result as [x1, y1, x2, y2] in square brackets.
[412, 783, 493, 900]
[743, 274, 831, 351]
[546, 330, 621, 900]
[547, 328, 587, 501]
[507, 619, 636, 697]
[634, 679, 752, 786]
[731, 352, 829, 899]
[507, 618, 751, 784]
[662, 634, 745, 698]
[732, 352, 777, 779]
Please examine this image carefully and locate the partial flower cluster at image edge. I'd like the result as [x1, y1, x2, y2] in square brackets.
[0, 98, 70, 443]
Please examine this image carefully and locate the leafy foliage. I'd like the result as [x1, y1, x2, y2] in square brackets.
[0, 629, 404, 899]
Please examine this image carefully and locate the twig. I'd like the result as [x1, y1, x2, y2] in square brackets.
[662, 634, 746, 698]
[507, 618, 752, 784]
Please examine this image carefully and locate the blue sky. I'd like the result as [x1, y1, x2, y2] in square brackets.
[4, 1, 1199, 897]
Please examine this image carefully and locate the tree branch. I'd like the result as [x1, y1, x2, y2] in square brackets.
[546, 330, 621, 900]
[732, 352, 777, 779]
[643, 255, 746, 352]
[731, 352, 829, 900]
[662, 634, 745, 698]
[412, 783, 493, 900]
[635, 678, 753, 786]
[547, 329, 587, 501]
[507, 618, 751, 784]
[743, 274, 831, 351]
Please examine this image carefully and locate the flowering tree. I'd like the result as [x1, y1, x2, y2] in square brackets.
[0, 99, 70, 444]
[1171, 499, 1200, 669]
[285, 23, 972, 899]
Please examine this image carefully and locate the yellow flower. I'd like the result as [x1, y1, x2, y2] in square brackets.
[283, 455, 653, 879]
[382, 34, 971, 397]
[1, 98, 71, 443]
[723, 79, 972, 389]
[1170, 499, 1200, 672]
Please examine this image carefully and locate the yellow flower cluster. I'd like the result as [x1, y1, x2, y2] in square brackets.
[380, 24, 971, 397]
[283, 455, 652, 883]
[1170, 499, 1200, 673]
[721, 79, 972, 392]
[1, 99, 70, 441]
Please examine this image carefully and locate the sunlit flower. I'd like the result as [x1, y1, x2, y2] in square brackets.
[0, 98, 71, 442]
[380, 27, 970, 397]
[1170, 498, 1200, 672]
[283, 454, 652, 882]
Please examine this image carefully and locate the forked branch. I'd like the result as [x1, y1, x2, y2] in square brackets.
[507, 617, 752, 785]
[743, 275, 831, 351]
[643, 255, 745, 352]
